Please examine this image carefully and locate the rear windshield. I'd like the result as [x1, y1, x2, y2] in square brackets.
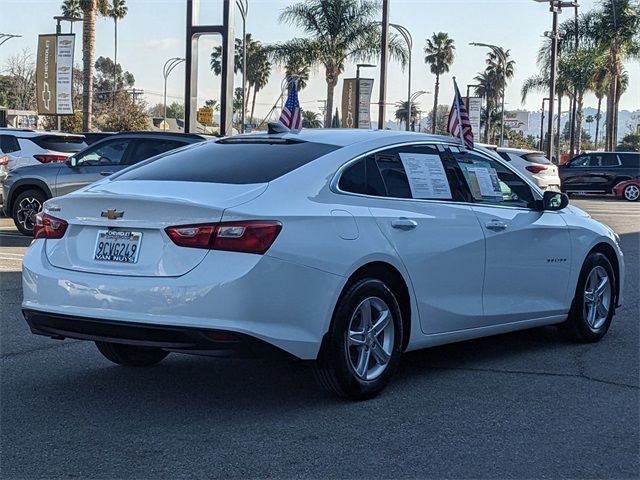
[522, 153, 551, 165]
[30, 135, 87, 153]
[114, 139, 339, 184]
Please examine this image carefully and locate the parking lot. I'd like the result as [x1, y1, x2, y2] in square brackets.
[1, 197, 638, 479]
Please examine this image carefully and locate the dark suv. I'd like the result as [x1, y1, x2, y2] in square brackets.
[2, 132, 209, 235]
[559, 151, 640, 194]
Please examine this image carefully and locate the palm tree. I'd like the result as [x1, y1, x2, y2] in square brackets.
[61, 0, 82, 33]
[424, 32, 455, 134]
[248, 45, 271, 123]
[593, 0, 640, 149]
[273, 0, 408, 127]
[79, 0, 109, 131]
[474, 70, 500, 143]
[107, 0, 127, 103]
[302, 110, 323, 128]
[266, 45, 312, 90]
[394, 100, 419, 131]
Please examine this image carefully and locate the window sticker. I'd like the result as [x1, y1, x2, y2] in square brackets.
[399, 153, 452, 199]
[461, 165, 503, 201]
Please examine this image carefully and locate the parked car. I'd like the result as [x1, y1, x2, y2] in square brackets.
[0, 128, 87, 171]
[496, 148, 561, 191]
[2, 131, 208, 235]
[81, 132, 116, 145]
[22, 129, 624, 399]
[559, 151, 640, 194]
[0, 154, 8, 206]
[613, 178, 640, 202]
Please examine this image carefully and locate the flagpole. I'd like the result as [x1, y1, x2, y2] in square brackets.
[452, 77, 466, 149]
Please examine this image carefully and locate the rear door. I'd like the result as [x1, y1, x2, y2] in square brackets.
[339, 143, 486, 334]
[450, 148, 572, 324]
[586, 152, 621, 192]
[55, 137, 135, 196]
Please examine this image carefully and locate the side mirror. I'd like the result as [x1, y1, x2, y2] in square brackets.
[68, 156, 78, 167]
[543, 190, 569, 211]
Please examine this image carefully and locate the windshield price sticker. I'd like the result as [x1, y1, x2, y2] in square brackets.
[399, 153, 452, 200]
[94, 230, 143, 264]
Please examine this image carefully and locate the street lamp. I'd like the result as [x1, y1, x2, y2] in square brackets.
[408, 90, 428, 131]
[388, 23, 413, 131]
[163, 57, 185, 131]
[470, 42, 508, 147]
[0, 33, 22, 47]
[355, 63, 376, 129]
[236, 0, 248, 133]
[533, 0, 579, 159]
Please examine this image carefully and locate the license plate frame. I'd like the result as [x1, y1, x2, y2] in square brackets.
[93, 230, 143, 264]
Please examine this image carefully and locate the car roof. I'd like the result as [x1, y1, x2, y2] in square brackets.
[0, 129, 85, 140]
[229, 129, 461, 147]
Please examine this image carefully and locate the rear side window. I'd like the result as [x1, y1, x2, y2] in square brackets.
[0, 135, 20, 153]
[619, 153, 640, 168]
[30, 136, 87, 153]
[127, 139, 186, 165]
[115, 140, 339, 184]
[589, 153, 619, 167]
[497, 152, 512, 162]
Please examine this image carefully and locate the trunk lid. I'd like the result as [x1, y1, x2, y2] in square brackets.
[44, 180, 267, 277]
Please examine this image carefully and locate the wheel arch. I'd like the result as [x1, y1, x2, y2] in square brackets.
[337, 261, 413, 352]
[588, 242, 620, 306]
[7, 180, 52, 213]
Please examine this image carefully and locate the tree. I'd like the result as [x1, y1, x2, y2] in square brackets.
[92, 56, 134, 111]
[425, 105, 450, 136]
[593, 0, 640, 149]
[474, 69, 500, 143]
[0, 50, 36, 110]
[165, 102, 184, 119]
[98, 94, 148, 131]
[267, 45, 313, 90]
[273, 0, 408, 127]
[302, 110, 323, 128]
[205, 99, 220, 111]
[106, 0, 128, 102]
[394, 101, 420, 131]
[617, 132, 640, 152]
[79, 0, 109, 131]
[424, 32, 455, 134]
[61, 0, 82, 32]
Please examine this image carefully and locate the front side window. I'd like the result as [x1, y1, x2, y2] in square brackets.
[450, 149, 535, 208]
[569, 155, 590, 167]
[75, 139, 132, 166]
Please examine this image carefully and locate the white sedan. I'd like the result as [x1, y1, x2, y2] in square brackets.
[22, 130, 624, 399]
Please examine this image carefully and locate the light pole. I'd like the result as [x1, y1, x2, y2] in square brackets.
[387, 23, 413, 131]
[408, 90, 427, 131]
[236, 0, 248, 132]
[0, 33, 22, 47]
[470, 42, 507, 147]
[533, 0, 579, 160]
[377, 0, 390, 130]
[163, 57, 185, 131]
[355, 63, 376, 129]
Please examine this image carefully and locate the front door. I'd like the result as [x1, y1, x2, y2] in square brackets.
[449, 148, 572, 324]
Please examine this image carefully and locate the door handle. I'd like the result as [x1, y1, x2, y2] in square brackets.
[485, 219, 508, 232]
[100, 171, 114, 176]
[391, 218, 418, 231]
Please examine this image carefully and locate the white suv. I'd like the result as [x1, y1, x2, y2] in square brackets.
[0, 129, 87, 171]
[496, 148, 561, 192]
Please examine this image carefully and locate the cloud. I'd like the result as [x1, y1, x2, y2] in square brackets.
[144, 38, 179, 49]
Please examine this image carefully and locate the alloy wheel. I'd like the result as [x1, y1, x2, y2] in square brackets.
[346, 296, 395, 381]
[583, 265, 612, 330]
[623, 184, 639, 201]
[16, 197, 42, 232]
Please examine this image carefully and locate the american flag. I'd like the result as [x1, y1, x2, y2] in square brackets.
[278, 80, 302, 133]
[447, 79, 474, 149]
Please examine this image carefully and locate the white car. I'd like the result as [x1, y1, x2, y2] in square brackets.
[22, 130, 624, 399]
[496, 147, 561, 191]
[0, 129, 87, 171]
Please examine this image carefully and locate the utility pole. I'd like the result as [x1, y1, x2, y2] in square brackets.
[377, 0, 390, 130]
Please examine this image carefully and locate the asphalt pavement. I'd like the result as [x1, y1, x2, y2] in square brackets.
[1, 198, 638, 479]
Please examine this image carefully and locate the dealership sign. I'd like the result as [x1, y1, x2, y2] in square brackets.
[465, 97, 482, 140]
[36, 34, 75, 116]
[342, 78, 374, 129]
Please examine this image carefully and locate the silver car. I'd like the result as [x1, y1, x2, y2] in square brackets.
[2, 132, 208, 235]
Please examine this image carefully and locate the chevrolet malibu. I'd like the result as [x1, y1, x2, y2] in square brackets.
[22, 130, 624, 399]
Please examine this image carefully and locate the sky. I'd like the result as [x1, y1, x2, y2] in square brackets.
[1, 0, 639, 124]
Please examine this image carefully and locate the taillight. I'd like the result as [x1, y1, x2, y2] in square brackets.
[165, 221, 282, 254]
[33, 212, 68, 239]
[0, 155, 8, 166]
[526, 165, 548, 174]
[34, 154, 68, 163]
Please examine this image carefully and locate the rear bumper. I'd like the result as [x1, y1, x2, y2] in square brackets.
[23, 309, 292, 358]
[22, 240, 344, 360]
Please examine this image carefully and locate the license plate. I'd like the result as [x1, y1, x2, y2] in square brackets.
[94, 230, 142, 264]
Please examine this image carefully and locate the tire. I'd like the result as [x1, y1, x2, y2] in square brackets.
[623, 184, 639, 202]
[314, 278, 403, 400]
[95, 341, 169, 367]
[558, 252, 616, 343]
[12, 189, 47, 236]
